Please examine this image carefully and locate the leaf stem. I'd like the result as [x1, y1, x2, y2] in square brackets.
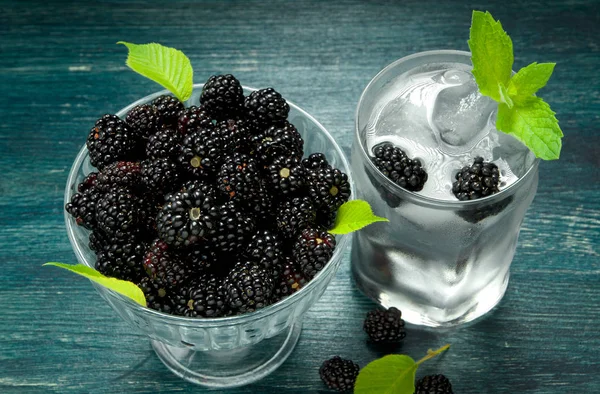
[415, 344, 451, 366]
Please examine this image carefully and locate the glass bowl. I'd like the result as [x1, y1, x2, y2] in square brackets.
[64, 84, 354, 388]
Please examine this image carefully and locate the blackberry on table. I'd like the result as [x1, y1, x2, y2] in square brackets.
[174, 274, 226, 318]
[244, 87, 290, 128]
[216, 152, 262, 205]
[179, 126, 227, 180]
[273, 256, 307, 302]
[77, 172, 98, 192]
[275, 196, 317, 240]
[95, 188, 144, 239]
[200, 74, 245, 120]
[319, 356, 360, 392]
[66, 187, 101, 230]
[371, 142, 428, 192]
[86, 114, 143, 170]
[146, 128, 181, 160]
[96, 161, 143, 193]
[222, 260, 274, 314]
[452, 156, 500, 201]
[264, 155, 306, 197]
[363, 307, 406, 343]
[152, 95, 185, 128]
[251, 121, 304, 165]
[415, 374, 454, 394]
[293, 226, 336, 279]
[177, 105, 213, 136]
[246, 229, 282, 274]
[92, 231, 147, 282]
[307, 166, 351, 213]
[125, 103, 160, 138]
[211, 201, 255, 255]
[302, 152, 329, 170]
[141, 157, 183, 196]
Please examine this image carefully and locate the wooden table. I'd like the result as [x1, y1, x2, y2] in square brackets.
[1, 1, 598, 392]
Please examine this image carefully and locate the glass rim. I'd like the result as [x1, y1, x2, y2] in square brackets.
[354, 49, 540, 209]
[64, 83, 354, 327]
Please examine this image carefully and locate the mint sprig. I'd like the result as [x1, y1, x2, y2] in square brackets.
[328, 200, 389, 235]
[468, 11, 563, 160]
[117, 42, 193, 102]
[354, 344, 451, 394]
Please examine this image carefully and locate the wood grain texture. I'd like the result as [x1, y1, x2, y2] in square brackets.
[1, 0, 598, 393]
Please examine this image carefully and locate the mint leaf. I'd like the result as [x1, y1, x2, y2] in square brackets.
[496, 97, 563, 160]
[328, 200, 388, 235]
[498, 83, 514, 109]
[508, 62, 556, 101]
[468, 10, 513, 102]
[44, 262, 146, 307]
[117, 42, 193, 102]
[354, 355, 417, 394]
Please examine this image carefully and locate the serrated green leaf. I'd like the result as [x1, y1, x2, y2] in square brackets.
[468, 10, 514, 102]
[496, 97, 563, 160]
[508, 62, 556, 102]
[328, 200, 388, 235]
[354, 355, 417, 394]
[498, 82, 514, 109]
[117, 42, 193, 102]
[44, 262, 146, 307]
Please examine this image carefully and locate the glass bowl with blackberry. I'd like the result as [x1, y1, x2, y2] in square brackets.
[64, 79, 354, 388]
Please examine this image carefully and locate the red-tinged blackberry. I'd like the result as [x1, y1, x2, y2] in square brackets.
[415, 375, 454, 394]
[244, 87, 290, 128]
[276, 196, 317, 240]
[222, 260, 274, 314]
[307, 166, 351, 213]
[143, 239, 189, 290]
[250, 121, 304, 165]
[66, 187, 101, 230]
[452, 156, 500, 201]
[246, 229, 282, 274]
[371, 142, 428, 192]
[216, 118, 251, 154]
[77, 172, 98, 192]
[302, 152, 329, 170]
[156, 182, 218, 247]
[146, 128, 181, 160]
[265, 155, 306, 197]
[152, 95, 185, 128]
[273, 257, 307, 302]
[319, 356, 360, 392]
[200, 74, 245, 120]
[141, 157, 183, 196]
[293, 226, 336, 279]
[174, 274, 226, 318]
[216, 152, 262, 204]
[125, 103, 160, 138]
[179, 126, 227, 180]
[211, 201, 255, 254]
[92, 231, 147, 282]
[95, 188, 144, 239]
[138, 276, 175, 314]
[96, 161, 143, 193]
[177, 105, 213, 136]
[363, 307, 406, 344]
[86, 114, 143, 170]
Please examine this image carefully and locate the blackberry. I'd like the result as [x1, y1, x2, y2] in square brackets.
[319, 356, 360, 392]
[307, 166, 351, 213]
[125, 103, 160, 138]
[452, 156, 500, 201]
[222, 260, 274, 314]
[174, 274, 226, 318]
[96, 161, 143, 193]
[273, 257, 307, 301]
[86, 114, 143, 170]
[211, 201, 255, 254]
[244, 87, 290, 128]
[179, 126, 227, 180]
[302, 152, 329, 170]
[92, 231, 147, 282]
[141, 157, 182, 196]
[152, 95, 185, 128]
[177, 242, 219, 275]
[242, 185, 276, 228]
[95, 188, 144, 239]
[143, 239, 189, 290]
[177, 105, 213, 136]
[138, 276, 175, 314]
[251, 121, 304, 165]
[200, 74, 245, 120]
[293, 226, 336, 279]
[156, 181, 218, 247]
[316, 208, 337, 230]
[139, 194, 162, 234]
[363, 307, 406, 343]
[216, 118, 251, 153]
[415, 375, 454, 394]
[146, 128, 181, 160]
[66, 187, 101, 230]
[77, 172, 98, 192]
[265, 155, 306, 197]
[276, 196, 316, 240]
[371, 142, 428, 192]
[216, 152, 262, 204]
[246, 229, 282, 274]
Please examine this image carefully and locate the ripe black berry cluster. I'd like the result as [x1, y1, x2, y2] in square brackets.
[66, 74, 351, 318]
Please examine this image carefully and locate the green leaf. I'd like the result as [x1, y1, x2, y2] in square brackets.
[508, 62, 556, 102]
[498, 83, 514, 109]
[354, 355, 417, 394]
[468, 10, 514, 102]
[328, 200, 388, 235]
[496, 97, 563, 160]
[44, 262, 146, 307]
[117, 42, 193, 102]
